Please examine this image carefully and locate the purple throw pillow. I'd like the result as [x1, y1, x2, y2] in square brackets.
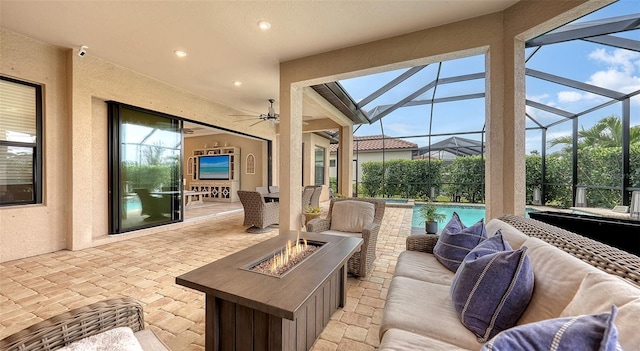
[450, 235, 534, 342]
[433, 212, 487, 272]
[482, 305, 622, 351]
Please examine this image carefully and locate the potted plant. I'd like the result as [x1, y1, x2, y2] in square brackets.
[303, 205, 322, 224]
[418, 202, 446, 234]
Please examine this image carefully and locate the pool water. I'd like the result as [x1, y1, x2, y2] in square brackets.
[411, 204, 535, 228]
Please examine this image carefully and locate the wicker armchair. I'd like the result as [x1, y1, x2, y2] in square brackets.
[237, 190, 279, 233]
[306, 197, 385, 277]
[309, 186, 322, 208]
[0, 298, 169, 351]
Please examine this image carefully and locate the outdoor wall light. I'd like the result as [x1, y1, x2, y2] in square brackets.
[533, 187, 541, 205]
[630, 191, 640, 220]
[575, 186, 587, 207]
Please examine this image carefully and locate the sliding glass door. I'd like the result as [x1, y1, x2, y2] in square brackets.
[108, 102, 182, 233]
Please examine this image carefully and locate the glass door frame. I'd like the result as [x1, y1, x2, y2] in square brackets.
[107, 101, 184, 234]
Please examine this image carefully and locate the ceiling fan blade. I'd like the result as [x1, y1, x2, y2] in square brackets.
[250, 120, 265, 127]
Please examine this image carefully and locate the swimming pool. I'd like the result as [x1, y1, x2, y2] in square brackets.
[411, 203, 536, 228]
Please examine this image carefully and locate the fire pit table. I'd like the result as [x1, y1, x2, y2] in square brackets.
[176, 231, 363, 351]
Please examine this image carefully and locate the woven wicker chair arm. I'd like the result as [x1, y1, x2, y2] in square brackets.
[406, 234, 439, 253]
[306, 218, 331, 232]
[362, 221, 379, 234]
[0, 298, 145, 351]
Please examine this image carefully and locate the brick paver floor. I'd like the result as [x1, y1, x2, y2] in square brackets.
[0, 204, 413, 350]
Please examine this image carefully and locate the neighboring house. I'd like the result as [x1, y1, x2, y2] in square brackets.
[329, 135, 418, 183]
[414, 136, 485, 161]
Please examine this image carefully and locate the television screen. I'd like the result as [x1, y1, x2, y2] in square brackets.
[199, 155, 230, 180]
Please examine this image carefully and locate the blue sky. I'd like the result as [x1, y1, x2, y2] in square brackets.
[338, 0, 639, 155]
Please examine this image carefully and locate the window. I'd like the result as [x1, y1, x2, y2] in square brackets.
[314, 146, 325, 186]
[0, 77, 42, 206]
[330, 159, 336, 167]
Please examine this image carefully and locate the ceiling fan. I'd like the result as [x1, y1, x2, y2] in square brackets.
[230, 99, 280, 127]
[231, 99, 310, 127]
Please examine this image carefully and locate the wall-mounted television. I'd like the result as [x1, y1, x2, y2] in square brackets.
[198, 155, 230, 180]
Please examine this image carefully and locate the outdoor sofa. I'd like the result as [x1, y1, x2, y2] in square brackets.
[380, 215, 640, 350]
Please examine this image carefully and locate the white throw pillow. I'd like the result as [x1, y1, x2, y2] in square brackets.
[330, 200, 375, 233]
[58, 327, 144, 351]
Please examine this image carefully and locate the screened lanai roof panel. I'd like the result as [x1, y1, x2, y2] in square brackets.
[437, 55, 485, 78]
[429, 99, 485, 135]
[431, 78, 485, 100]
[525, 104, 568, 127]
[358, 65, 439, 113]
[338, 68, 410, 105]
[367, 104, 432, 137]
[527, 40, 639, 92]
[525, 75, 619, 118]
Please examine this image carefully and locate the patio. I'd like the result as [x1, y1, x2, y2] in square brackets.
[0, 203, 412, 351]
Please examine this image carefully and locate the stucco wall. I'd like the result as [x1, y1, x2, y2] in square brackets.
[0, 29, 69, 262]
[0, 28, 276, 262]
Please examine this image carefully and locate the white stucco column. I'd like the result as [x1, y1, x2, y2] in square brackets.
[278, 85, 303, 232]
[485, 38, 526, 220]
[338, 125, 353, 197]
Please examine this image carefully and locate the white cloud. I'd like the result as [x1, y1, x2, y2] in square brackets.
[385, 122, 419, 135]
[557, 91, 583, 103]
[588, 48, 639, 74]
[527, 93, 550, 103]
[587, 48, 640, 94]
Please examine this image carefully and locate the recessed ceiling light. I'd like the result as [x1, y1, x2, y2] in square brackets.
[174, 50, 187, 57]
[233, 81, 242, 87]
[257, 20, 271, 30]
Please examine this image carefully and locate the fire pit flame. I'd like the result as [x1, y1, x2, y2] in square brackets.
[271, 238, 308, 274]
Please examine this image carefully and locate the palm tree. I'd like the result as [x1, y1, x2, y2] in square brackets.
[550, 115, 640, 151]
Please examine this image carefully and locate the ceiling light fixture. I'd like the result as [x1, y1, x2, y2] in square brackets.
[174, 50, 187, 57]
[257, 20, 271, 30]
[233, 81, 242, 87]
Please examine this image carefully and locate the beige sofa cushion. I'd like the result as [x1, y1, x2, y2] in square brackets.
[379, 328, 472, 351]
[560, 272, 640, 351]
[381, 277, 482, 350]
[486, 219, 528, 249]
[516, 236, 601, 325]
[394, 251, 454, 285]
[330, 201, 374, 232]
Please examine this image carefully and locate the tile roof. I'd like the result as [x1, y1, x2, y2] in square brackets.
[329, 135, 418, 152]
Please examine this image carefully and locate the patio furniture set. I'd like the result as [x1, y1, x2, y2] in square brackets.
[3, 198, 639, 351]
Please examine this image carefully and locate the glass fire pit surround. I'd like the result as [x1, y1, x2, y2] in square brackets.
[242, 238, 326, 277]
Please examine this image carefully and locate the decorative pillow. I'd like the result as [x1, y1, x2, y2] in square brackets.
[433, 213, 487, 272]
[330, 200, 375, 232]
[443, 211, 466, 232]
[482, 305, 622, 351]
[58, 327, 144, 351]
[450, 236, 534, 342]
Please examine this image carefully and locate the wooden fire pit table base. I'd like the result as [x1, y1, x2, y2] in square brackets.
[176, 231, 363, 351]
